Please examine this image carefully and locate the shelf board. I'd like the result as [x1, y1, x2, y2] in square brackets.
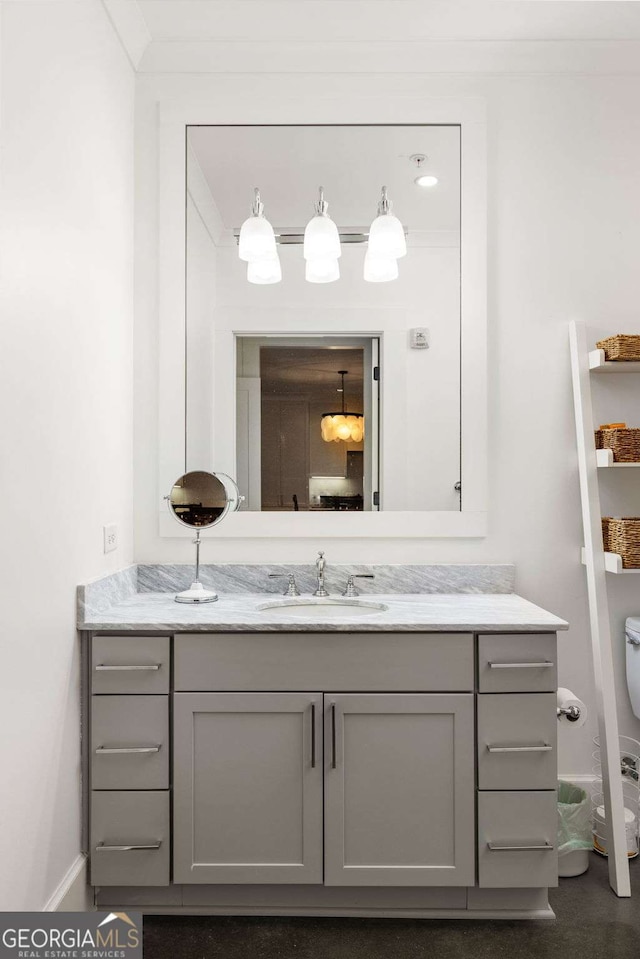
[589, 349, 640, 373]
[581, 547, 640, 573]
[596, 449, 640, 468]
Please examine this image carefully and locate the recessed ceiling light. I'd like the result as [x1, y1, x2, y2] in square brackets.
[415, 175, 439, 188]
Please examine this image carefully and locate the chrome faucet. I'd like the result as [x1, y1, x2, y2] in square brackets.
[268, 572, 300, 596]
[313, 551, 330, 597]
[342, 573, 375, 597]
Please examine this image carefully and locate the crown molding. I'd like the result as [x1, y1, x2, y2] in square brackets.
[138, 38, 640, 76]
[101, 0, 151, 71]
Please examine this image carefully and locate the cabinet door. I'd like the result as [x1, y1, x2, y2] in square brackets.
[324, 693, 475, 886]
[174, 692, 323, 884]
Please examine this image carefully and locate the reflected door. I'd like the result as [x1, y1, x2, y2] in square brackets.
[261, 398, 310, 510]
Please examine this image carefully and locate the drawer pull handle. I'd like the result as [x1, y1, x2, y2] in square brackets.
[95, 745, 161, 754]
[311, 703, 316, 769]
[95, 664, 161, 671]
[487, 841, 554, 852]
[331, 702, 337, 769]
[486, 743, 553, 753]
[96, 842, 162, 852]
[488, 661, 554, 669]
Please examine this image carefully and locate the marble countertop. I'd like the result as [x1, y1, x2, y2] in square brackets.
[78, 591, 568, 633]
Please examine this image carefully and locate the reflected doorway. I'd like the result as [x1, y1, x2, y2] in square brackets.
[236, 336, 379, 512]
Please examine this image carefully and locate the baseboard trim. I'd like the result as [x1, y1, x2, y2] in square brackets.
[43, 854, 94, 912]
[101, 903, 556, 920]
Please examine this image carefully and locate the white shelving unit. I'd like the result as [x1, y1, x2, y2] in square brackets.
[580, 548, 640, 575]
[589, 349, 640, 373]
[596, 449, 640, 469]
[570, 321, 635, 898]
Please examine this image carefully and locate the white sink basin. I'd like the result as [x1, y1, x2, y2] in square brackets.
[257, 598, 388, 617]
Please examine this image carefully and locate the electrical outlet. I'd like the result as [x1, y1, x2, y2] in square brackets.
[103, 524, 118, 554]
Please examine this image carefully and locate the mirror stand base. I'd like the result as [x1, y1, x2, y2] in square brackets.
[175, 582, 219, 604]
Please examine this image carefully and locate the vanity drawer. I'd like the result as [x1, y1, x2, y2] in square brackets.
[92, 636, 170, 694]
[90, 790, 170, 886]
[477, 693, 557, 790]
[174, 632, 474, 692]
[478, 634, 557, 693]
[91, 696, 169, 790]
[478, 791, 558, 888]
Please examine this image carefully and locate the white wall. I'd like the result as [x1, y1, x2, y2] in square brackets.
[0, 1, 134, 909]
[134, 72, 640, 778]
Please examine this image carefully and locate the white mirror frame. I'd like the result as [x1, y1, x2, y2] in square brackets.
[157, 94, 486, 538]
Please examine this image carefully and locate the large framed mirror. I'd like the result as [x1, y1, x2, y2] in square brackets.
[157, 97, 486, 538]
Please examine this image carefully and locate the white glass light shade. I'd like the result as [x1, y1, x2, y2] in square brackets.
[368, 213, 407, 259]
[303, 215, 341, 261]
[363, 251, 398, 283]
[321, 413, 364, 444]
[238, 215, 277, 262]
[247, 255, 282, 284]
[305, 257, 340, 284]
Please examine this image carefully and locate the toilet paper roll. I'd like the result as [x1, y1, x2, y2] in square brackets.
[557, 687, 588, 729]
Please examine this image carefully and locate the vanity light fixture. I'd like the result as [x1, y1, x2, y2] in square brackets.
[367, 186, 407, 260]
[238, 188, 278, 262]
[304, 187, 342, 265]
[321, 371, 364, 443]
[305, 257, 340, 284]
[247, 255, 282, 285]
[363, 251, 399, 283]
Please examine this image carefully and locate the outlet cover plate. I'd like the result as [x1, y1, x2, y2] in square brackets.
[103, 524, 118, 553]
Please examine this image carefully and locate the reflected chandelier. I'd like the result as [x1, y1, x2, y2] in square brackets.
[320, 371, 364, 444]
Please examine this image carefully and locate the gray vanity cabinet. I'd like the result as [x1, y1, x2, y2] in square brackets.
[172, 690, 475, 888]
[324, 694, 475, 886]
[173, 692, 324, 884]
[87, 628, 561, 917]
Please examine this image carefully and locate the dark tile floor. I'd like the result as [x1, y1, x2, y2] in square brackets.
[143, 854, 639, 959]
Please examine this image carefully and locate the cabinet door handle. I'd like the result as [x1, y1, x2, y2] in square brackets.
[95, 664, 161, 671]
[486, 743, 553, 753]
[96, 842, 162, 852]
[488, 661, 554, 669]
[95, 745, 161, 755]
[487, 842, 554, 852]
[331, 702, 337, 769]
[311, 703, 316, 768]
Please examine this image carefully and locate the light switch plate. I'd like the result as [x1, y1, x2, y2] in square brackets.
[103, 524, 118, 553]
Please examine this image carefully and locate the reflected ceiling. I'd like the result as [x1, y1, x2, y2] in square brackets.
[187, 125, 460, 238]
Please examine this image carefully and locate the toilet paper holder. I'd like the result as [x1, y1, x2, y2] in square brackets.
[557, 703, 582, 722]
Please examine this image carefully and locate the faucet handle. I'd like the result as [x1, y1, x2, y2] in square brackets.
[342, 574, 374, 598]
[268, 573, 300, 597]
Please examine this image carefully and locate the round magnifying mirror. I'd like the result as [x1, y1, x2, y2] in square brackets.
[167, 470, 241, 603]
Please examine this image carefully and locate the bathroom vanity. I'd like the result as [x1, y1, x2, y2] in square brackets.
[79, 565, 568, 919]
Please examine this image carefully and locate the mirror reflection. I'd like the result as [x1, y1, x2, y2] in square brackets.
[185, 124, 461, 513]
[237, 337, 378, 512]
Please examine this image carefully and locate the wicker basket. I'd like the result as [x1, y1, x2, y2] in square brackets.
[608, 518, 640, 569]
[595, 428, 640, 462]
[602, 517, 614, 552]
[596, 335, 640, 362]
